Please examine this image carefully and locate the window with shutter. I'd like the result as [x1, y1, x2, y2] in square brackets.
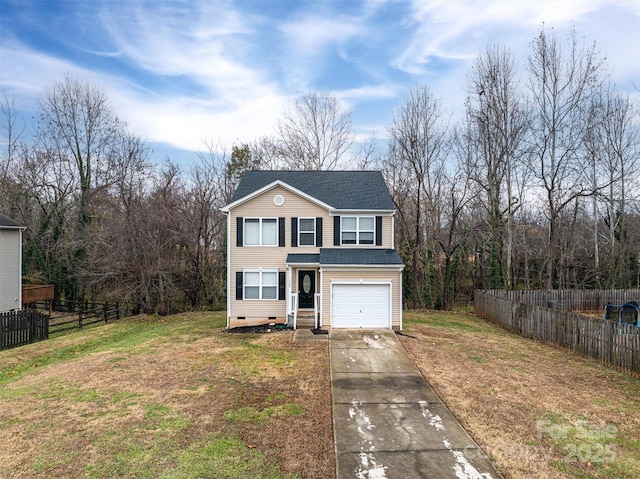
[242, 218, 278, 246]
[298, 218, 315, 246]
[340, 216, 375, 245]
[242, 269, 279, 300]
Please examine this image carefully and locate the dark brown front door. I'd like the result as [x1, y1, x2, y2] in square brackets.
[298, 270, 315, 309]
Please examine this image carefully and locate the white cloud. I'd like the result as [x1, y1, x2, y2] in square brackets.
[1, 0, 637, 164]
[277, 12, 366, 91]
[395, 0, 640, 78]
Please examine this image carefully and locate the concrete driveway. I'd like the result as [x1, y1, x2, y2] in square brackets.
[330, 329, 503, 479]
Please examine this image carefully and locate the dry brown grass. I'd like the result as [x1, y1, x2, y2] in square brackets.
[6, 308, 637, 479]
[0, 313, 334, 479]
[400, 310, 640, 479]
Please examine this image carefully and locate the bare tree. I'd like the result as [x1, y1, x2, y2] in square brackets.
[277, 91, 353, 170]
[589, 87, 640, 287]
[461, 45, 530, 289]
[434, 166, 476, 309]
[527, 26, 607, 288]
[33, 75, 145, 300]
[250, 136, 282, 170]
[388, 85, 449, 308]
[0, 93, 25, 197]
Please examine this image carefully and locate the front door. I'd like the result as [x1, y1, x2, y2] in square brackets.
[298, 270, 315, 309]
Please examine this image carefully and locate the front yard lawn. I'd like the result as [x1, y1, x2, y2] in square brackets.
[3, 309, 638, 479]
[400, 310, 640, 479]
[0, 312, 334, 479]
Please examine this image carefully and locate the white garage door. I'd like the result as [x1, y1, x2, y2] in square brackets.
[332, 283, 391, 328]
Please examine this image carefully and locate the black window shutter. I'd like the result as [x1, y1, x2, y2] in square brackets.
[236, 217, 243, 247]
[278, 272, 286, 300]
[235, 272, 243, 300]
[376, 216, 383, 246]
[279, 217, 285, 247]
[333, 216, 340, 246]
[291, 217, 298, 247]
[316, 217, 323, 247]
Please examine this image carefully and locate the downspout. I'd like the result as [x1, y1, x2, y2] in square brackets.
[319, 267, 323, 329]
[391, 213, 395, 249]
[223, 210, 231, 329]
[285, 265, 292, 326]
[399, 268, 403, 331]
[18, 228, 23, 310]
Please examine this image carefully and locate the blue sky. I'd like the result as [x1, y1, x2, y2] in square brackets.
[1, 0, 639, 166]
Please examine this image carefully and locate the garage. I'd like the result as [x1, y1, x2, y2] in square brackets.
[331, 283, 391, 328]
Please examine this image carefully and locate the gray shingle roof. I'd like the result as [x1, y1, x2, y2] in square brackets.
[286, 253, 320, 264]
[319, 248, 404, 266]
[230, 171, 395, 210]
[0, 213, 24, 229]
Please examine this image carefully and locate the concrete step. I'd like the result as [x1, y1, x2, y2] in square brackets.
[295, 317, 316, 329]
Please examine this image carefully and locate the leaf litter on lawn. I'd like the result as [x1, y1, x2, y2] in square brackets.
[0, 312, 334, 479]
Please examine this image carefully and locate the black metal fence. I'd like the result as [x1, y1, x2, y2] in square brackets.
[0, 309, 49, 350]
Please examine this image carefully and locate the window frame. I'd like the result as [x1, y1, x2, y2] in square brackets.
[243, 217, 278, 246]
[243, 268, 279, 300]
[298, 217, 316, 247]
[341, 216, 375, 245]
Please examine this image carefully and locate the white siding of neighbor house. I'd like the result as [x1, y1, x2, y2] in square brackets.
[227, 184, 398, 328]
[0, 229, 22, 312]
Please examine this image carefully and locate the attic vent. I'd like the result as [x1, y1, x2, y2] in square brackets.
[273, 194, 285, 206]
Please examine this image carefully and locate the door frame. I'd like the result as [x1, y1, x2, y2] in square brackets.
[297, 269, 316, 310]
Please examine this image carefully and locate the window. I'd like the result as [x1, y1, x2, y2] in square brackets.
[244, 218, 277, 246]
[341, 216, 375, 245]
[298, 218, 315, 246]
[292, 217, 322, 247]
[244, 269, 278, 300]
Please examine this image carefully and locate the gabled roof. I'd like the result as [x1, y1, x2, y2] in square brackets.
[0, 213, 25, 230]
[228, 170, 396, 211]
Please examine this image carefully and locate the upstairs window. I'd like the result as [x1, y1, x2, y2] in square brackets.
[244, 218, 278, 246]
[291, 217, 322, 247]
[298, 218, 316, 246]
[341, 216, 375, 245]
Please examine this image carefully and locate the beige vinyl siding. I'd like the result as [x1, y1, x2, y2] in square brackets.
[0, 229, 22, 312]
[320, 268, 402, 329]
[380, 216, 392, 248]
[227, 184, 399, 328]
[229, 186, 327, 326]
[232, 185, 331, 252]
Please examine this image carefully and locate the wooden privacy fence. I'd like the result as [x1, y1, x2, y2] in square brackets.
[0, 309, 49, 350]
[487, 288, 640, 311]
[474, 290, 640, 376]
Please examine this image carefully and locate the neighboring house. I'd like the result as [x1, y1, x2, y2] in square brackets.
[0, 214, 26, 312]
[221, 171, 404, 330]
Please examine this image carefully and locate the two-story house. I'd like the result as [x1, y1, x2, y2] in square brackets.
[221, 171, 404, 330]
[0, 214, 26, 312]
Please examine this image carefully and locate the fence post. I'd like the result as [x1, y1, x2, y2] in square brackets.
[103, 302, 108, 323]
[29, 308, 36, 345]
[0, 312, 5, 350]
